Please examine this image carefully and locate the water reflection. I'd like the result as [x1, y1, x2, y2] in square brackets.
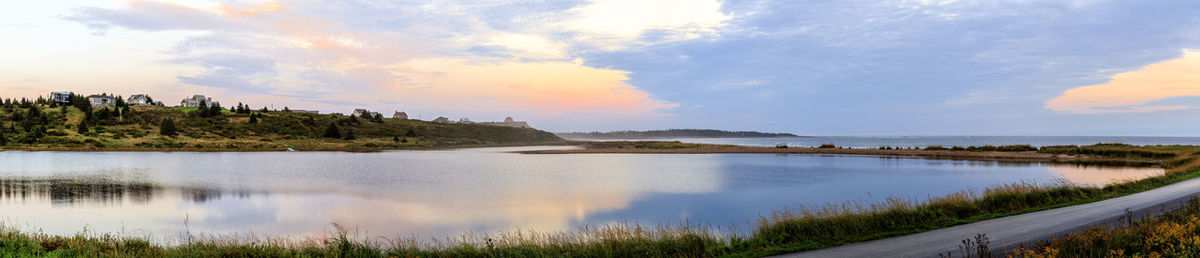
[1047, 165, 1165, 186]
[0, 149, 1166, 242]
[0, 179, 159, 205]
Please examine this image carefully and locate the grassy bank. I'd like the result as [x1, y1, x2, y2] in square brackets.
[0, 103, 563, 152]
[2, 144, 1199, 257]
[1011, 197, 1200, 257]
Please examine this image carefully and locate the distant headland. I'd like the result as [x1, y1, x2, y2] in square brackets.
[556, 129, 801, 140]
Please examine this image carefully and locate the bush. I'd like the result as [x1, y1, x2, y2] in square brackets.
[818, 143, 837, 148]
[159, 118, 177, 137]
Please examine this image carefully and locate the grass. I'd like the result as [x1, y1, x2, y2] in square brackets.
[1, 144, 1199, 257]
[1010, 197, 1200, 257]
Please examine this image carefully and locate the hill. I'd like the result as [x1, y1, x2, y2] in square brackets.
[0, 100, 562, 151]
[556, 129, 800, 140]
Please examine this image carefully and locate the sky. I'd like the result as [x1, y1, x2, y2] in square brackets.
[0, 0, 1198, 135]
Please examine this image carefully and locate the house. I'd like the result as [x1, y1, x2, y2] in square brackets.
[432, 116, 451, 123]
[393, 111, 408, 120]
[180, 95, 218, 107]
[87, 94, 117, 108]
[50, 92, 72, 105]
[457, 117, 474, 124]
[351, 109, 382, 118]
[477, 116, 533, 128]
[351, 109, 370, 117]
[127, 94, 153, 106]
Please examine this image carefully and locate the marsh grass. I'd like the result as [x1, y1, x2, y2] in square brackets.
[1011, 197, 1200, 257]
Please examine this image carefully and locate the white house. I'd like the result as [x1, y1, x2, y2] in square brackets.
[127, 94, 153, 106]
[86, 94, 117, 108]
[180, 95, 218, 107]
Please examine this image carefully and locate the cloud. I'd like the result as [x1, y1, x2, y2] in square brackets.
[63, 0, 690, 127]
[561, 0, 732, 49]
[391, 57, 678, 116]
[1046, 49, 1200, 114]
[707, 80, 764, 91]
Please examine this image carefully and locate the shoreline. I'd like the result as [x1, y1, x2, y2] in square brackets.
[0, 141, 569, 153]
[520, 143, 1164, 166]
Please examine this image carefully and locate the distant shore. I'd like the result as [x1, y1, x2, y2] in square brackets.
[522, 141, 1164, 165]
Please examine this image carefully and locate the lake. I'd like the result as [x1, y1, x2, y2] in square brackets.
[591, 136, 1200, 148]
[0, 147, 1163, 243]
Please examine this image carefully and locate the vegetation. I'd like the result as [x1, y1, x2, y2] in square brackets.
[0, 97, 563, 151]
[1011, 197, 1200, 257]
[557, 129, 800, 139]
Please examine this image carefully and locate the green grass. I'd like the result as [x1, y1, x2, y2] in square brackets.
[1, 144, 1198, 257]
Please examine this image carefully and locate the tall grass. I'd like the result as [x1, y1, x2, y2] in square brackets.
[1011, 197, 1200, 257]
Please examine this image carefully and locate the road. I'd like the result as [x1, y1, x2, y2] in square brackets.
[779, 177, 1200, 258]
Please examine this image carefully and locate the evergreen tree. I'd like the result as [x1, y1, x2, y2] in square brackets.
[323, 123, 341, 138]
[22, 125, 45, 144]
[160, 118, 177, 137]
[77, 120, 89, 134]
[342, 127, 356, 140]
[197, 100, 209, 116]
[249, 113, 258, 124]
[207, 102, 222, 117]
[0, 131, 7, 146]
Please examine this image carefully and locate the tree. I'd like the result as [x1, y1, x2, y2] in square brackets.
[405, 127, 417, 137]
[21, 125, 45, 144]
[322, 123, 341, 138]
[196, 100, 209, 116]
[248, 113, 258, 124]
[372, 113, 384, 123]
[77, 120, 89, 134]
[0, 131, 7, 146]
[160, 118, 177, 137]
[342, 127, 356, 140]
[208, 102, 222, 117]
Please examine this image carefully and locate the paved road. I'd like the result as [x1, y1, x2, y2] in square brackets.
[780, 177, 1200, 258]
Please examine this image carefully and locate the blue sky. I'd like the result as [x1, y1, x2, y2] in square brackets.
[1, 0, 1198, 135]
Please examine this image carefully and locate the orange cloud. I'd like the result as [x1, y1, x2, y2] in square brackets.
[1046, 49, 1200, 114]
[392, 58, 678, 116]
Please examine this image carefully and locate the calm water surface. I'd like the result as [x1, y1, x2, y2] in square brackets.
[0, 146, 1163, 242]
[586, 136, 1200, 148]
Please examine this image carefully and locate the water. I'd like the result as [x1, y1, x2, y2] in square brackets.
[600, 136, 1200, 148]
[0, 147, 1163, 243]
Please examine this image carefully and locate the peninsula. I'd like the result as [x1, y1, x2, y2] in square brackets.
[0, 95, 562, 151]
[556, 129, 800, 140]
